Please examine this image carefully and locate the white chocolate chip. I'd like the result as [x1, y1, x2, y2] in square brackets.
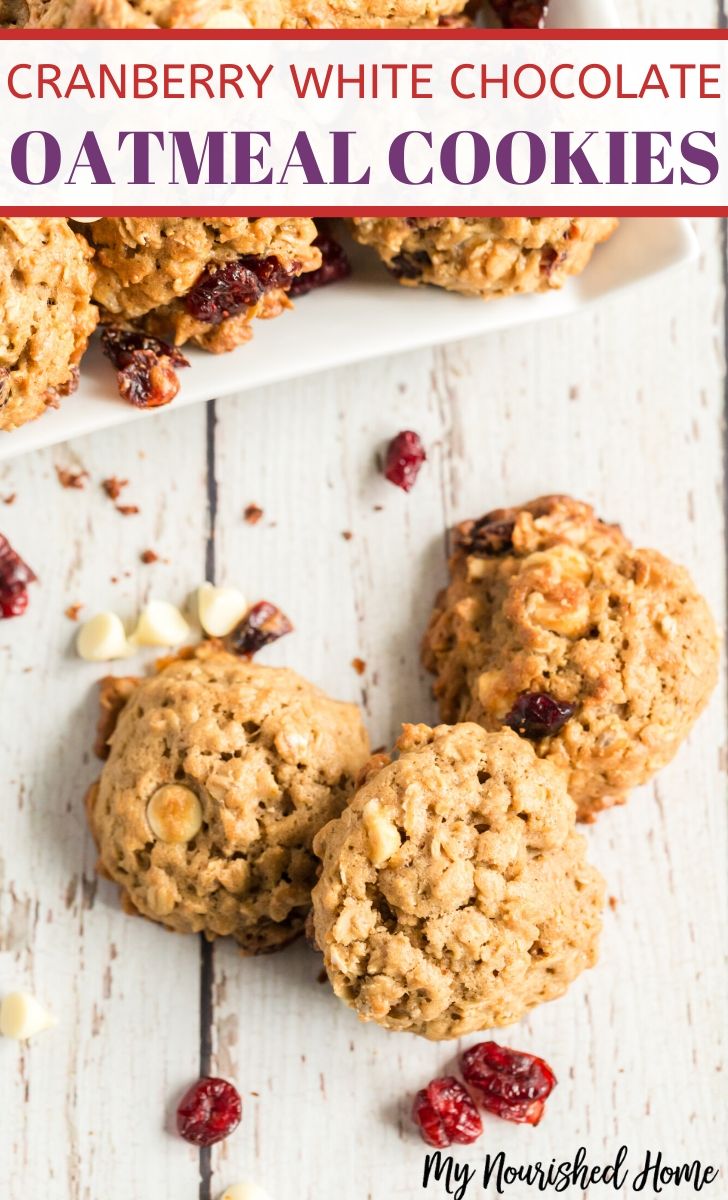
[130, 600, 190, 648]
[197, 582, 248, 637]
[219, 1185, 273, 1200]
[363, 800, 402, 867]
[147, 784, 203, 844]
[76, 612, 131, 661]
[0, 992, 57, 1040]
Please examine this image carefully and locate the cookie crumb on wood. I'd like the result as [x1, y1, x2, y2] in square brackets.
[55, 465, 88, 490]
[102, 477, 128, 501]
[244, 503, 264, 525]
[351, 657, 366, 675]
[140, 549, 159, 564]
[65, 603, 83, 621]
[116, 504, 139, 517]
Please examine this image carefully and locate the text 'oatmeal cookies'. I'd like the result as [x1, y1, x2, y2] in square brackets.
[311, 722, 604, 1040]
[349, 217, 618, 299]
[422, 495, 720, 819]
[0, 218, 97, 432]
[86, 643, 369, 954]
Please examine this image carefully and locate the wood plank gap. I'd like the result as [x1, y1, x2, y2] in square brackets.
[199, 398, 219, 1200]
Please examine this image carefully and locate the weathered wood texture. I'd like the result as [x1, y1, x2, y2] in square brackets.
[0, 5, 726, 1196]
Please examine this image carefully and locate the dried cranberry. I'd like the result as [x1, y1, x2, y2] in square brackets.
[0, 534, 36, 619]
[505, 692, 575, 739]
[288, 234, 351, 297]
[461, 1041, 556, 1126]
[184, 256, 297, 324]
[540, 245, 567, 277]
[384, 430, 427, 492]
[490, 0, 548, 27]
[457, 516, 515, 557]
[412, 1077, 483, 1148]
[226, 601, 293, 658]
[100, 328, 189, 409]
[176, 1077, 242, 1146]
[390, 250, 431, 281]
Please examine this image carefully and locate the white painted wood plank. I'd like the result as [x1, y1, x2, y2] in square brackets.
[0, 406, 210, 1200]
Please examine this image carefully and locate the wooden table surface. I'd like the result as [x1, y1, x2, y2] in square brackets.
[1, 4, 726, 1197]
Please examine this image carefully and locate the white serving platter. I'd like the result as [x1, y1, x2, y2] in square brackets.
[0, 217, 698, 462]
[3, 0, 695, 465]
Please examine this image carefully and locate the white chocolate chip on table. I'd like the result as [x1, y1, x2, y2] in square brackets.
[130, 600, 190, 648]
[197, 582, 248, 637]
[219, 1184, 274, 1200]
[77, 612, 131, 662]
[0, 992, 56, 1041]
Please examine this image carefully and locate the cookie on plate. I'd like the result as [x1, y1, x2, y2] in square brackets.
[349, 217, 618, 299]
[81, 218, 322, 352]
[2, 0, 466, 26]
[0, 218, 97, 432]
[86, 644, 370, 954]
[312, 722, 603, 1040]
[423, 495, 719, 820]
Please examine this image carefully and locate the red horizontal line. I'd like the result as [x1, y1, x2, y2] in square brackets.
[0, 207, 722, 216]
[0, 27, 724, 39]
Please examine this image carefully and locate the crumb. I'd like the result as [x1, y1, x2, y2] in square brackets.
[65, 603, 83, 621]
[140, 549, 159, 564]
[608, 896, 619, 912]
[373, 504, 383, 512]
[55, 465, 88, 490]
[341, 530, 354, 541]
[102, 477, 128, 501]
[351, 657, 366, 676]
[110, 576, 119, 584]
[116, 505, 139, 517]
[3, 493, 16, 506]
[244, 503, 264, 525]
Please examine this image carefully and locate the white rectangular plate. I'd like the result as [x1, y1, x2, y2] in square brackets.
[1, 0, 694, 464]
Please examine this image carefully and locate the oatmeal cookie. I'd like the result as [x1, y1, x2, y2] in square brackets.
[86, 644, 370, 953]
[350, 217, 618, 298]
[423, 496, 719, 820]
[312, 722, 603, 1040]
[0, 218, 97, 432]
[2, 0, 465, 26]
[81, 217, 321, 352]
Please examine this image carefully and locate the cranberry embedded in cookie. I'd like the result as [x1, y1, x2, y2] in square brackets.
[81, 217, 322, 353]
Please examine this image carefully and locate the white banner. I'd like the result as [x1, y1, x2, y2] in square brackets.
[0, 31, 727, 211]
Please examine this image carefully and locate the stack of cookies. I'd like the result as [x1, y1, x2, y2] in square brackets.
[85, 494, 718, 1041]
